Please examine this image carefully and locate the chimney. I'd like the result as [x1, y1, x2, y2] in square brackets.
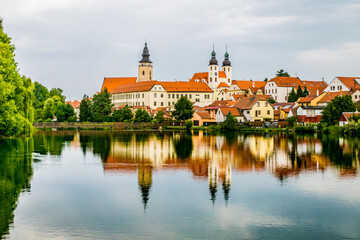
[253, 81, 255, 88]
[317, 90, 319, 96]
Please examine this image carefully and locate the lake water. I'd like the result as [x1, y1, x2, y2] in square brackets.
[1, 130, 360, 240]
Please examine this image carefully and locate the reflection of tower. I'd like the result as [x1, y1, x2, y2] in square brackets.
[222, 162, 231, 205]
[208, 158, 219, 205]
[138, 164, 153, 210]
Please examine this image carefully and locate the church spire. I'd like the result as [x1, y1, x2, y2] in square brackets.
[139, 41, 152, 63]
[222, 45, 231, 67]
[209, 44, 218, 65]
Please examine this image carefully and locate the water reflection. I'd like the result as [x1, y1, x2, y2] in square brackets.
[0, 139, 33, 240]
[68, 131, 360, 208]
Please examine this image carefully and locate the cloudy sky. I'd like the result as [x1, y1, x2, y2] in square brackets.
[0, 0, 359, 99]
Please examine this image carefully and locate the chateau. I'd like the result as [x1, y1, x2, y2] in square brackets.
[101, 43, 264, 109]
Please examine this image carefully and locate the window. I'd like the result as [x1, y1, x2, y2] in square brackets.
[267, 110, 270, 115]
[142, 93, 144, 98]
[257, 102, 260, 107]
[228, 67, 230, 71]
[142, 71, 145, 75]
[172, 94, 175, 98]
[195, 98, 200, 102]
[177, 94, 179, 98]
[161, 93, 163, 98]
[210, 77, 212, 82]
[154, 93, 157, 98]
[142, 102, 144, 106]
[168, 102, 171, 106]
[181, 94, 183, 97]
[189, 94, 192, 99]
[215, 66, 217, 70]
[215, 72, 217, 77]
[215, 77, 217, 82]
[265, 102, 268, 107]
[154, 102, 157, 106]
[275, 89, 277, 93]
[161, 102, 164, 106]
[168, 94, 170, 98]
[210, 66, 212, 70]
[247, 111, 250, 114]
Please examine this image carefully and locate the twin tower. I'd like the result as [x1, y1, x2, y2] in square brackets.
[137, 42, 232, 85]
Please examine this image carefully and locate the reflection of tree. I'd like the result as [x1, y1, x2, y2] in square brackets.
[33, 131, 75, 155]
[222, 181, 230, 205]
[209, 183, 217, 205]
[0, 139, 33, 239]
[173, 133, 193, 160]
[224, 132, 237, 148]
[321, 135, 354, 169]
[79, 131, 112, 162]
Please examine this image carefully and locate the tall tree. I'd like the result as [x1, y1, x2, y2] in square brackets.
[172, 96, 194, 121]
[0, 19, 34, 136]
[33, 81, 49, 109]
[321, 95, 355, 126]
[91, 89, 113, 122]
[43, 96, 63, 120]
[303, 86, 310, 97]
[288, 88, 297, 102]
[79, 95, 92, 122]
[48, 88, 66, 102]
[276, 69, 290, 77]
[64, 103, 75, 120]
[296, 85, 303, 99]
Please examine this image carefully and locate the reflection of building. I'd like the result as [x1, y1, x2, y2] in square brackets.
[73, 131, 360, 207]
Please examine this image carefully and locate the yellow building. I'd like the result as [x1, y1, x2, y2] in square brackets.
[234, 96, 274, 121]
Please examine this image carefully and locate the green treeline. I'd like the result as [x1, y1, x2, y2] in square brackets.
[0, 19, 34, 137]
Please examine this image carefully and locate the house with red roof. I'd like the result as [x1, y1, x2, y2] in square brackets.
[215, 107, 245, 123]
[339, 112, 360, 126]
[324, 77, 360, 93]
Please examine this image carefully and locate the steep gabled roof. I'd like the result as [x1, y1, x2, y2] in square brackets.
[190, 72, 208, 82]
[217, 82, 230, 88]
[102, 77, 137, 92]
[232, 80, 266, 92]
[337, 77, 360, 90]
[269, 76, 304, 87]
[219, 107, 243, 117]
[209, 100, 236, 107]
[297, 95, 317, 103]
[340, 112, 360, 122]
[233, 96, 273, 110]
[66, 100, 81, 109]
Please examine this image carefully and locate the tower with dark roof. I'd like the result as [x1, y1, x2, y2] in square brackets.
[208, 45, 219, 89]
[138, 42, 153, 82]
[222, 46, 232, 84]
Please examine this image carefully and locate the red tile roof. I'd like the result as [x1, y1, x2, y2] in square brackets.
[110, 81, 213, 94]
[160, 81, 212, 92]
[102, 77, 137, 92]
[217, 82, 230, 88]
[340, 112, 360, 122]
[195, 111, 212, 119]
[337, 77, 360, 90]
[209, 100, 236, 107]
[317, 91, 351, 103]
[233, 96, 273, 110]
[66, 100, 81, 109]
[269, 76, 304, 87]
[219, 107, 243, 117]
[232, 80, 266, 92]
[190, 72, 208, 82]
[297, 95, 317, 103]
[218, 71, 227, 78]
[232, 94, 246, 100]
[302, 80, 327, 95]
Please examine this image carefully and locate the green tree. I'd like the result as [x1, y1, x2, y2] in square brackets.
[276, 69, 290, 77]
[91, 89, 113, 122]
[79, 95, 92, 122]
[55, 103, 66, 122]
[64, 103, 75, 121]
[43, 95, 63, 120]
[48, 88, 66, 102]
[33, 81, 49, 109]
[0, 19, 34, 136]
[268, 98, 276, 104]
[122, 105, 134, 122]
[296, 85, 303, 99]
[303, 86, 310, 97]
[288, 88, 297, 102]
[172, 96, 194, 122]
[221, 113, 238, 131]
[321, 95, 355, 126]
[154, 111, 165, 123]
[112, 108, 123, 122]
[134, 108, 152, 122]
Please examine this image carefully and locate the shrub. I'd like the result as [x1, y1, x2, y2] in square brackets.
[185, 120, 193, 130]
[37, 119, 43, 122]
[67, 116, 76, 122]
[45, 118, 52, 122]
[221, 114, 238, 132]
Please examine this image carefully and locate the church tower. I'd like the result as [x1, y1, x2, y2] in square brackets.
[222, 46, 232, 85]
[208, 45, 219, 89]
[138, 42, 153, 82]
